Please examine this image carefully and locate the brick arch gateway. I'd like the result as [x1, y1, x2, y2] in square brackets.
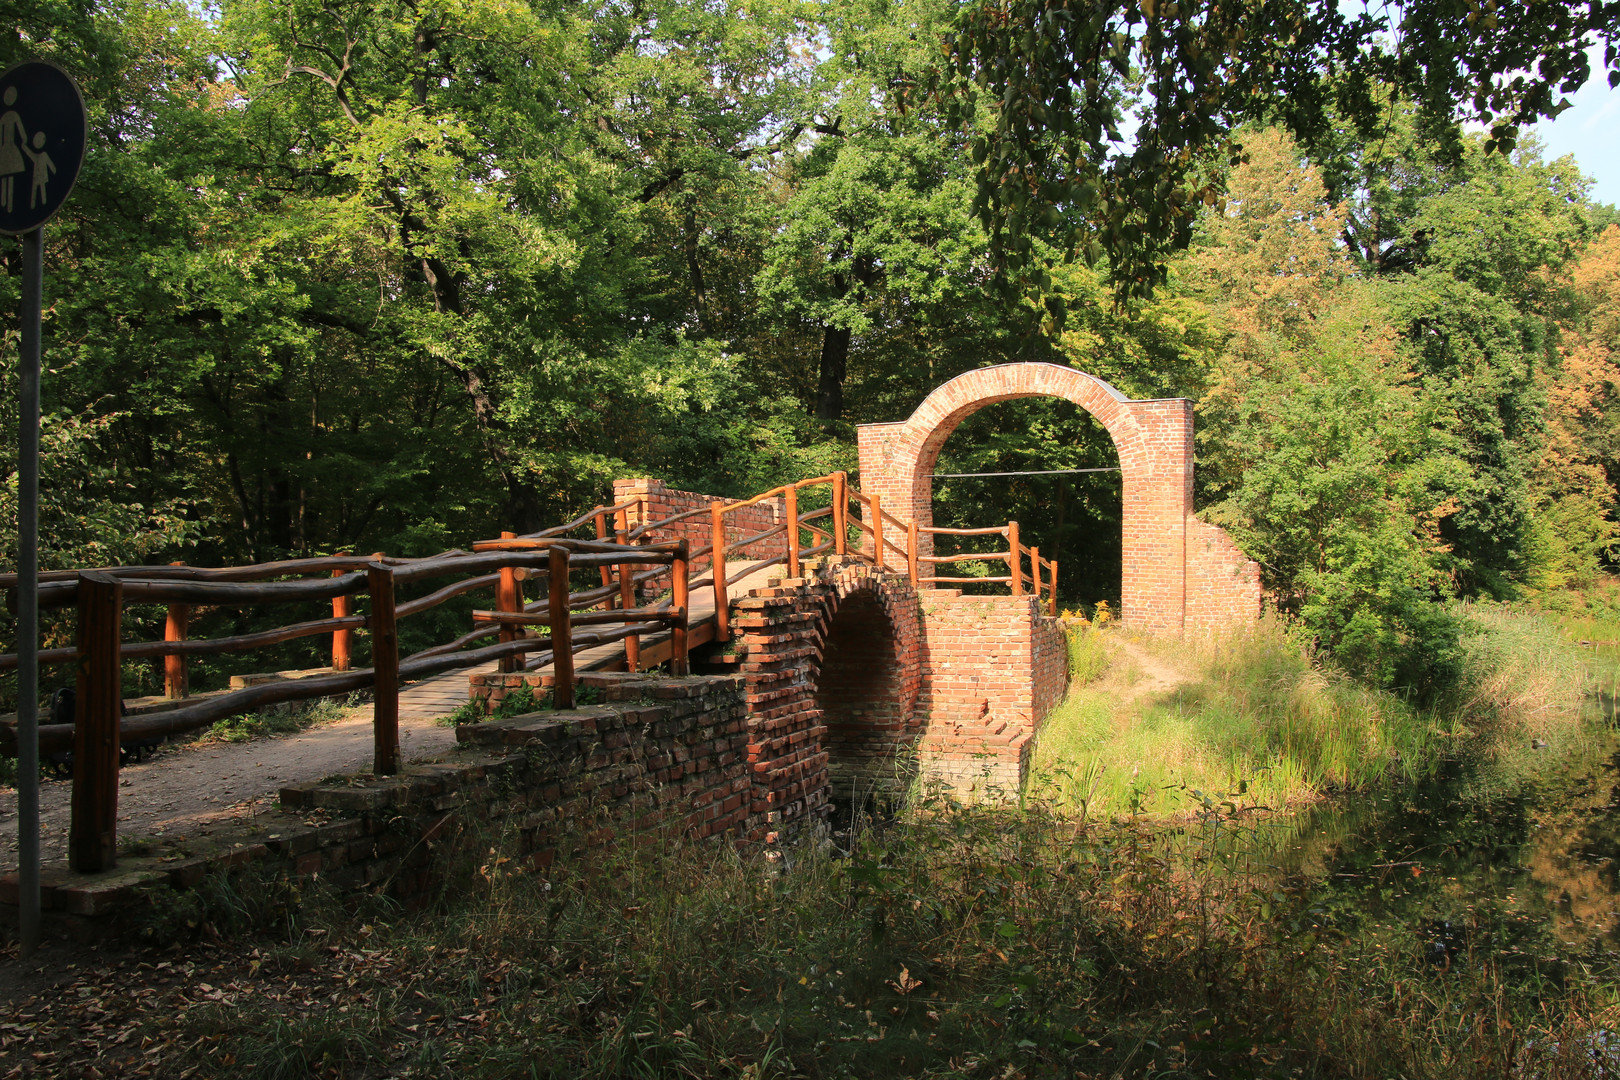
[856, 362, 1260, 633]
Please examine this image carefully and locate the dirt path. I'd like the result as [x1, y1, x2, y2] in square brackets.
[1112, 637, 1196, 699]
[0, 560, 765, 873]
[0, 673, 470, 870]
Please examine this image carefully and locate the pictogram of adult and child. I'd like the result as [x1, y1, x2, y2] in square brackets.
[0, 85, 57, 214]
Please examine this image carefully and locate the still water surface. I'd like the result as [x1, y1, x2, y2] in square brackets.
[1285, 726, 1620, 988]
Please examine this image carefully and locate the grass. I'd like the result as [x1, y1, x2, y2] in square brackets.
[1031, 606, 1591, 820]
[201, 694, 358, 744]
[14, 789, 1614, 1079]
[8, 603, 1618, 1078]
[438, 682, 604, 727]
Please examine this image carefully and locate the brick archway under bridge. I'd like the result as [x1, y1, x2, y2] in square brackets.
[855, 362, 1261, 633]
[696, 558, 1069, 841]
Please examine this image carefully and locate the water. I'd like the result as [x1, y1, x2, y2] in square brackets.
[1283, 726, 1620, 990]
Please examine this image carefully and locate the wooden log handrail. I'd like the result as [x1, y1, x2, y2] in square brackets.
[119, 613, 370, 659]
[727, 553, 788, 588]
[919, 524, 1012, 537]
[11, 468, 1068, 868]
[409, 622, 504, 661]
[0, 646, 78, 672]
[395, 572, 503, 619]
[111, 573, 369, 606]
[916, 551, 1013, 565]
[472, 606, 684, 628]
[0, 552, 395, 588]
[723, 521, 787, 559]
[518, 498, 644, 541]
[468, 536, 668, 555]
[561, 563, 669, 611]
[390, 547, 672, 585]
[626, 502, 712, 541]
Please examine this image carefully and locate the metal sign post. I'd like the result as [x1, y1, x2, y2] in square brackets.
[2, 60, 86, 958]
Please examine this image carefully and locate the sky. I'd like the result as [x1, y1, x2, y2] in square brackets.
[1526, 52, 1619, 207]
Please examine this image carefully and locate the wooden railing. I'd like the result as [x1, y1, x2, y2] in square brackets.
[0, 529, 691, 872]
[914, 522, 1060, 616]
[1, 471, 1061, 872]
[694, 471, 1060, 642]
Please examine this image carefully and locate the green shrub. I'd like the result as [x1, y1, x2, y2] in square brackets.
[205, 695, 353, 743]
[1064, 621, 1110, 686]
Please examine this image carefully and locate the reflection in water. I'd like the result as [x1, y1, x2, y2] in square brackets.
[1281, 725, 1620, 986]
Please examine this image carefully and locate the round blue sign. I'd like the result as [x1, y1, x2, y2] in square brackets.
[0, 61, 86, 236]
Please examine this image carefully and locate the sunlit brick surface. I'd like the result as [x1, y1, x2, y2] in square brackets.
[856, 362, 1260, 633]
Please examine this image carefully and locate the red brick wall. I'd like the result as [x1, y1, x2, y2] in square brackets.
[5, 672, 753, 931]
[856, 362, 1261, 635]
[703, 559, 923, 840]
[912, 589, 1069, 796]
[613, 477, 787, 572]
[1032, 612, 1070, 723]
[1185, 517, 1263, 630]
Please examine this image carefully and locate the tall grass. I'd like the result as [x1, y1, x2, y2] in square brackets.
[1032, 606, 1591, 819]
[129, 794, 1616, 1080]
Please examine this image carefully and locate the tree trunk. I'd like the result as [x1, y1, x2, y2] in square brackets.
[815, 324, 851, 423]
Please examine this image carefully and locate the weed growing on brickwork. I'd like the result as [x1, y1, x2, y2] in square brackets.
[443, 697, 487, 727]
[1033, 607, 1591, 818]
[497, 683, 541, 717]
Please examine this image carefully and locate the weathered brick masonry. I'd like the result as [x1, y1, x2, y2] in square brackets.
[857, 362, 1262, 633]
[912, 589, 1070, 795]
[2, 671, 751, 934]
[700, 559, 924, 836]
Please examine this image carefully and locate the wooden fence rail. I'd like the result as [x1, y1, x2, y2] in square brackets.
[2, 469, 1062, 872]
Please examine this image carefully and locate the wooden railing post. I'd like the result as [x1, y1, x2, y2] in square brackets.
[615, 508, 639, 673]
[367, 563, 400, 776]
[785, 484, 800, 579]
[331, 562, 353, 672]
[711, 502, 730, 643]
[548, 545, 575, 708]
[1030, 546, 1041, 607]
[164, 562, 189, 699]
[497, 530, 521, 674]
[1049, 560, 1059, 616]
[672, 539, 690, 676]
[1007, 521, 1023, 597]
[907, 520, 919, 587]
[71, 571, 122, 873]
[594, 511, 616, 602]
[832, 472, 847, 556]
[871, 492, 885, 571]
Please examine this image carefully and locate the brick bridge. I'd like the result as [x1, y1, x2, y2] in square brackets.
[2, 363, 1258, 925]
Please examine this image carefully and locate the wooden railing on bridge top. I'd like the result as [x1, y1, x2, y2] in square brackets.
[0, 470, 1057, 872]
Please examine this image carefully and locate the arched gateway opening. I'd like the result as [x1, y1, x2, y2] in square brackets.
[929, 397, 1124, 608]
[856, 362, 1261, 632]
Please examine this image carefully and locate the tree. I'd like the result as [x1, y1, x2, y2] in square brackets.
[945, 0, 1620, 301]
[1189, 129, 1467, 690]
[1530, 224, 1620, 588]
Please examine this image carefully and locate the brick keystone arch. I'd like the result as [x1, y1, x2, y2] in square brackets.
[855, 362, 1260, 633]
